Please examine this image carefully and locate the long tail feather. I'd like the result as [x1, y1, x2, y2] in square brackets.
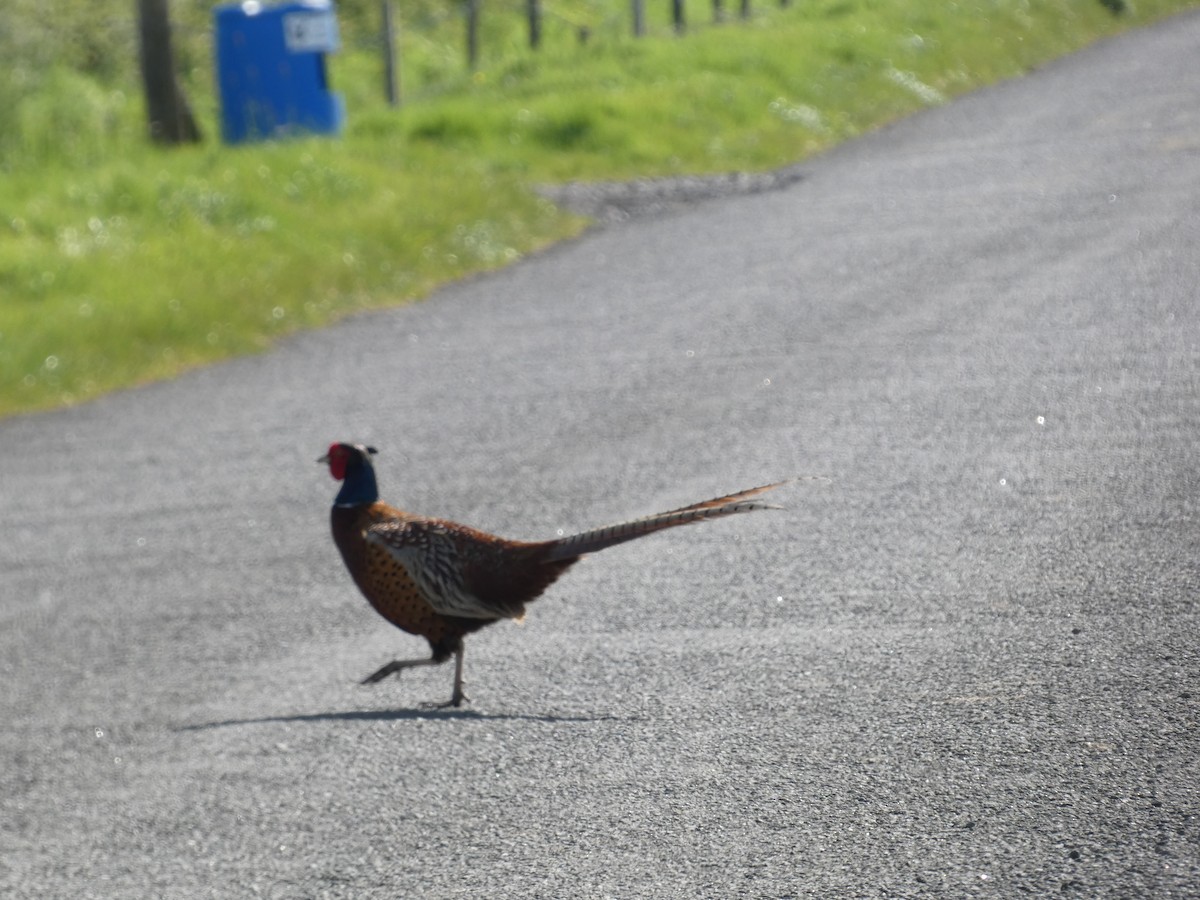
[544, 479, 799, 562]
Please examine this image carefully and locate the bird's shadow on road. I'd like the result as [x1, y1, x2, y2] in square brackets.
[178, 707, 623, 731]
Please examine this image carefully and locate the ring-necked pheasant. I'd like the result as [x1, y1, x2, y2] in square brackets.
[321, 442, 791, 707]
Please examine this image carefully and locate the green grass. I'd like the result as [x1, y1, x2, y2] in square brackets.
[1, 0, 1197, 417]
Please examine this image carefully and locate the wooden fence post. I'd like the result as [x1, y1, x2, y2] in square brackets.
[631, 0, 645, 36]
[527, 0, 542, 48]
[465, 0, 480, 70]
[672, 0, 685, 33]
[136, 0, 201, 144]
[381, 0, 399, 105]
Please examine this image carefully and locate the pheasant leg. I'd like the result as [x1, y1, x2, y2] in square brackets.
[362, 647, 470, 708]
[420, 646, 470, 709]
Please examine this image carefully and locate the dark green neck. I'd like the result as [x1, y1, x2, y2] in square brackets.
[334, 461, 379, 507]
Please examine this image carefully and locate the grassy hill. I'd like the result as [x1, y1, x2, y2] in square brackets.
[2, 0, 1197, 417]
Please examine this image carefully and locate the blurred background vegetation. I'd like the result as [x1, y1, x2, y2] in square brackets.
[1, 0, 710, 169]
[1, 0, 1197, 416]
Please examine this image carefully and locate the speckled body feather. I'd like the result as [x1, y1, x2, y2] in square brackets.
[331, 501, 575, 660]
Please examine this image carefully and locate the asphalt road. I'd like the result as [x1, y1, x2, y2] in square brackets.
[3, 12, 1199, 899]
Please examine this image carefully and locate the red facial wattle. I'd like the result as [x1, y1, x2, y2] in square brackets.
[327, 444, 348, 480]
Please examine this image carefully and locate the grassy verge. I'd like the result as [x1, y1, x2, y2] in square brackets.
[2, 0, 1197, 417]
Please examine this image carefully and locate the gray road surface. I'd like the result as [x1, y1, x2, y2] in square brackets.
[3, 12, 1199, 898]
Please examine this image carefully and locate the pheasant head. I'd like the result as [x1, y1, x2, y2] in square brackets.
[319, 442, 379, 507]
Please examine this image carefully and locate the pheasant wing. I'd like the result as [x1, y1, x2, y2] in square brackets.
[365, 519, 502, 619]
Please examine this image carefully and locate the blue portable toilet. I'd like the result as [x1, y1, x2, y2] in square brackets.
[214, 0, 345, 144]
